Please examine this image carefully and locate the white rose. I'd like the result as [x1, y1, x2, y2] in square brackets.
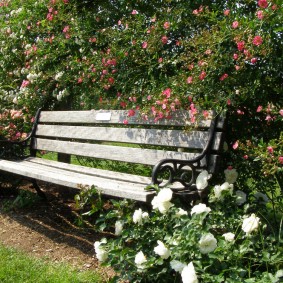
[191, 203, 211, 216]
[213, 182, 233, 200]
[175, 208, 188, 217]
[94, 241, 108, 262]
[199, 233, 217, 254]
[151, 188, 174, 214]
[242, 214, 260, 235]
[135, 251, 147, 269]
[235, 190, 247, 205]
[181, 262, 199, 283]
[154, 240, 170, 259]
[170, 260, 186, 273]
[224, 168, 238, 184]
[115, 220, 123, 236]
[133, 208, 143, 225]
[222, 232, 235, 242]
[196, 170, 211, 191]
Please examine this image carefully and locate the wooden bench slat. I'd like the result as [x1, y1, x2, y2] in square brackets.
[0, 159, 154, 202]
[39, 110, 215, 127]
[34, 138, 201, 166]
[26, 157, 152, 185]
[35, 125, 223, 151]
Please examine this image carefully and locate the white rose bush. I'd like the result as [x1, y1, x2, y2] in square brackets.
[92, 170, 283, 283]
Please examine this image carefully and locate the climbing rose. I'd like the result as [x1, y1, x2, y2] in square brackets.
[115, 221, 123, 236]
[94, 241, 108, 262]
[151, 188, 174, 214]
[135, 251, 147, 269]
[253, 35, 263, 46]
[213, 182, 233, 200]
[222, 232, 235, 242]
[170, 260, 186, 273]
[258, 0, 268, 8]
[232, 21, 239, 28]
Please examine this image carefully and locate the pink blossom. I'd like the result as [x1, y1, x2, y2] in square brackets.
[279, 109, 283, 116]
[199, 71, 206, 81]
[257, 105, 263, 112]
[258, 0, 268, 8]
[235, 65, 241, 71]
[233, 53, 239, 60]
[237, 41, 245, 51]
[21, 80, 30, 88]
[232, 21, 239, 29]
[232, 141, 239, 150]
[272, 4, 277, 10]
[265, 115, 273, 122]
[251, 58, 258, 64]
[77, 77, 83, 83]
[193, 9, 199, 15]
[203, 110, 209, 119]
[123, 119, 129, 125]
[142, 41, 148, 49]
[63, 26, 69, 33]
[253, 36, 263, 46]
[227, 99, 231, 105]
[162, 88, 171, 98]
[120, 101, 126, 108]
[108, 77, 115, 84]
[187, 76, 193, 84]
[267, 146, 273, 154]
[220, 73, 228, 81]
[128, 109, 135, 117]
[118, 20, 122, 25]
[224, 9, 230, 16]
[279, 156, 283, 165]
[158, 58, 163, 63]
[131, 10, 138, 15]
[163, 22, 170, 29]
[243, 155, 249, 160]
[147, 95, 151, 101]
[256, 10, 264, 19]
[161, 36, 168, 44]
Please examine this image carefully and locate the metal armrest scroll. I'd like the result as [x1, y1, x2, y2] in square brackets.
[151, 116, 218, 193]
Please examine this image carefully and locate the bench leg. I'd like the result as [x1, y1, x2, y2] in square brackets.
[31, 180, 47, 200]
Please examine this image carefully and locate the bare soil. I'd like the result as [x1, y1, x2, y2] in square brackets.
[0, 181, 115, 282]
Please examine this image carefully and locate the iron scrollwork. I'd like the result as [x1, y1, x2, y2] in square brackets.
[151, 115, 218, 198]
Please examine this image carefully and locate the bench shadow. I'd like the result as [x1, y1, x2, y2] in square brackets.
[0, 181, 113, 257]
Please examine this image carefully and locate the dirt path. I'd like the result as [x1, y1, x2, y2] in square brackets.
[0, 182, 115, 282]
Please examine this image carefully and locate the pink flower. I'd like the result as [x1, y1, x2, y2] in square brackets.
[108, 77, 115, 84]
[187, 76, 193, 84]
[131, 10, 138, 15]
[158, 58, 163, 63]
[232, 141, 239, 150]
[63, 26, 69, 33]
[267, 146, 273, 154]
[253, 36, 263, 46]
[237, 41, 245, 51]
[251, 57, 258, 64]
[279, 156, 283, 165]
[220, 73, 229, 81]
[21, 80, 30, 88]
[258, 0, 268, 8]
[257, 105, 263, 112]
[162, 88, 171, 98]
[161, 36, 168, 44]
[193, 9, 199, 15]
[243, 155, 249, 160]
[235, 65, 241, 71]
[232, 21, 239, 29]
[233, 53, 239, 60]
[224, 9, 230, 16]
[279, 109, 283, 116]
[256, 10, 264, 19]
[199, 71, 206, 80]
[128, 109, 135, 117]
[123, 119, 129, 124]
[163, 22, 170, 29]
[142, 41, 148, 49]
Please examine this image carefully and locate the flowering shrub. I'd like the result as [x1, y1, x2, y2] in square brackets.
[94, 170, 283, 282]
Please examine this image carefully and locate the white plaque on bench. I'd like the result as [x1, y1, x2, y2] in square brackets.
[95, 112, 112, 121]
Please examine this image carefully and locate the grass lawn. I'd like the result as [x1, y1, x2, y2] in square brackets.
[0, 244, 103, 283]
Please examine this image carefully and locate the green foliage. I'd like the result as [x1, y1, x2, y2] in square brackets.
[94, 171, 283, 283]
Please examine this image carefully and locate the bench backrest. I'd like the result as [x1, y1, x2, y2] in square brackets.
[31, 110, 225, 173]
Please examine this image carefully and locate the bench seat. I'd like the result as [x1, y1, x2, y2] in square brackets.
[0, 109, 225, 202]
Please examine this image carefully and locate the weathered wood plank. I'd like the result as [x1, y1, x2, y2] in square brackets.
[0, 159, 155, 202]
[39, 110, 214, 127]
[26, 157, 152, 185]
[33, 138, 200, 166]
[35, 125, 223, 150]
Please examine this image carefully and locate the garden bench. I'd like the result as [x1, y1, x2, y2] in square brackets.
[0, 109, 225, 203]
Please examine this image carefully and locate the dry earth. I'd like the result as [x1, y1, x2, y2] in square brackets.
[0, 181, 115, 282]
